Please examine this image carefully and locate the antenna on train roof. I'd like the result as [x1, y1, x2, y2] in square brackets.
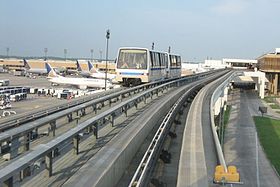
[152, 42, 155, 50]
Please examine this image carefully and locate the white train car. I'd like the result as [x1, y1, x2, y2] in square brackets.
[115, 47, 181, 86]
[168, 54, 182, 78]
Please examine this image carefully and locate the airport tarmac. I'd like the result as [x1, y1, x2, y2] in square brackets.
[0, 73, 87, 119]
[0, 72, 52, 88]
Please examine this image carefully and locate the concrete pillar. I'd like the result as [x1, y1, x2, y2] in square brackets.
[73, 136, 79, 155]
[274, 73, 279, 95]
[260, 72, 265, 99]
[45, 152, 53, 177]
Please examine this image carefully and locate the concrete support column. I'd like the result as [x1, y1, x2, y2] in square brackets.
[274, 73, 278, 95]
[45, 152, 53, 177]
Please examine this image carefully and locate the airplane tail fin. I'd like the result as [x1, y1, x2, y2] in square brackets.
[76, 60, 82, 71]
[45, 63, 58, 78]
[88, 61, 98, 73]
[23, 59, 30, 69]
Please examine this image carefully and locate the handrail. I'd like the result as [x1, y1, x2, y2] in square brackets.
[210, 71, 238, 171]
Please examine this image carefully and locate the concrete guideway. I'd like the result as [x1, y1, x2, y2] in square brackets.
[63, 71, 229, 187]
[177, 83, 209, 187]
[0, 71, 223, 186]
[63, 80, 198, 187]
[177, 74, 230, 187]
[224, 89, 280, 186]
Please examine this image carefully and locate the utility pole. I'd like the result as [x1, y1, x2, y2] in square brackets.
[44, 48, 48, 61]
[64, 49, 67, 61]
[90, 49, 94, 62]
[105, 29, 110, 90]
[99, 50, 103, 61]
[6, 47, 10, 58]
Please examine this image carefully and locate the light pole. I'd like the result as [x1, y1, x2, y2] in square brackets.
[99, 50, 102, 61]
[105, 29, 110, 90]
[44, 48, 48, 61]
[64, 49, 67, 61]
[90, 49, 94, 62]
[6, 47, 9, 58]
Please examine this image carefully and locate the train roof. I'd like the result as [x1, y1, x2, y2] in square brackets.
[118, 47, 180, 56]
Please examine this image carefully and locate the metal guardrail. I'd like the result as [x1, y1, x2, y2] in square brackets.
[0, 72, 216, 185]
[210, 71, 238, 171]
[0, 88, 123, 131]
[0, 71, 214, 146]
[0, 74, 189, 131]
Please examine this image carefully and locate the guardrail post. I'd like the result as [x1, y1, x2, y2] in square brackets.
[81, 108, 86, 116]
[67, 113, 73, 122]
[125, 105, 128, 117]
[10, 138, 20, 159]
[92, 104, 97, 114]
[94, 123, 98, 139]
[50, 121, 56, 137]
[76, 110, 80, 118]
[73, 135, 79, 155]
[45, 152, 53, 177]
[23, 133, 30, 151]
[111, 114, 115, 127]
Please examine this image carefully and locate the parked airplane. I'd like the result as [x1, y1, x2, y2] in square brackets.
[76, 60, 91, 77]
[45, 63, 113, 90]
[76, 60, 116, 80]
[23, 59, 47, 75]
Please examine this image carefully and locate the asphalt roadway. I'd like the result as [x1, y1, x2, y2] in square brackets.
[224, 89, 280, 187]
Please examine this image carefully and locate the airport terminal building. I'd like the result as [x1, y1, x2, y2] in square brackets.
[257, 48, 280, 95]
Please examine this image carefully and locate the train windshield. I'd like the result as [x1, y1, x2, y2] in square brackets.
[117, 49, 147, 69]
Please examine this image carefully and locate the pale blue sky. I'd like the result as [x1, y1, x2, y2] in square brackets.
[1, 0, 280, 61]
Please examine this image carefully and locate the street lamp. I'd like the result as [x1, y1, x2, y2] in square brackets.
[44, 48, 48, 61]
[64, 49, 67, 61]
[90, 49, 94, 62]
[99, 50, 102, 61]
[105, 29, 110, 90]
[6, 47, 9, 58]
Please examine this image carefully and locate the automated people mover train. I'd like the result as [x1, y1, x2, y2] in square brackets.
[115, 47, 181, 86]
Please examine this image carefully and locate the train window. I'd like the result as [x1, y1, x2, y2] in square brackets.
[158, 53, 162, 67]
[160, 53, 165, 67]
[154, 53, 159, 67]
[117, 49, 147, 69]
[177, 56, 181, 67]
[150, 51, 154, 67]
